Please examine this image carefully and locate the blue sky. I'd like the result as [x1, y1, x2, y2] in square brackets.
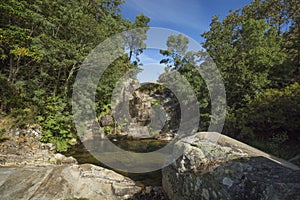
[121, 0, 253, 82]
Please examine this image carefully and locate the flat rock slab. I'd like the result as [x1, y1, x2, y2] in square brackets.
[0, 164, 142, 200]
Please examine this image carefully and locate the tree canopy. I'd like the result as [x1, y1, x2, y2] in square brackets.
[0, 0, 149, 151]
[157, 0, 299, 158]
[0, 0, 299, 158]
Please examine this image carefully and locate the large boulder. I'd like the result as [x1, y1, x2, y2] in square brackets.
[289, 154, 300, 167]
[0, 164, 142, 200]
[162, 132, 300, 200]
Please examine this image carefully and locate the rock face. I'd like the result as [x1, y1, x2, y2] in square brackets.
[100, 115, 114, 127]
[162, 132, 300, 200]
[129, 90, 152, 126]
[125, 83, 180, 139]
[0, 164, 142, 200]
[0, 125, 77, 166]
[0, 125, 142, 199]
[100, 80, 180, 140]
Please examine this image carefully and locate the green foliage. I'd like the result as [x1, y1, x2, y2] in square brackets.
[147, 125, 157, 136]
[225, 82, 300, 158]
[202, 16, 285, 108]
[151, 99, 161, 106]
[1, 0, 298, 159]
[160, 34, 189, 70]
[0, 128, 6, 140]
[0, 75, 21, 112]
[123, 14, 150, 62]
[200, 0, 300, 158]
[244, 82, 300, 140]
[0, 0, 150, 151]
[37, 96, 74, 152]
[99, 104, 112, 117]
[104, 126, 113, 135]
[199, 0, 300, 158]
[10, 107, 38, 128]
[249, 132, 294, 159]
[159, 34, 212, 130]
[95, 55, 135, 115]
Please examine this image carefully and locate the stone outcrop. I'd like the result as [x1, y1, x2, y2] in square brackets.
[100, 115, 114, 127]
[0, 125, 77, 166]
[129, 90, 152, 126]
[0, 164, 142, 200]
[125, 83, 180, 140]
[100, 80, 180, 140]
[0, 125, 142, 199]
[162, 132, 300, 200]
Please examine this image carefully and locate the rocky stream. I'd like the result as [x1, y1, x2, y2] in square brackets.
[0, 82, 300, 199]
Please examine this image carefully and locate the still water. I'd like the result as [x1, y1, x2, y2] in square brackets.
[65, 138, 170, 186]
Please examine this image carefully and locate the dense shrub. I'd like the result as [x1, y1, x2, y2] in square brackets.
[37, 96, 75, 152]
[225, 82, 300, 158]
[0, 76, 21, 113]
[245, 82, 300, 140]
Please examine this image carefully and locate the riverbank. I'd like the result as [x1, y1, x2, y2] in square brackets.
[1, 124, 299, 199]
[0, 124, 168, 199]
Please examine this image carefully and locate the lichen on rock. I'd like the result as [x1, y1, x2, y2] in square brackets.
[162, 132, 300, 200]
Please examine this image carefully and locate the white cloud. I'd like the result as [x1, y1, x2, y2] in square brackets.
[124, 0, 206, 31]
[139, 53, 159, 64]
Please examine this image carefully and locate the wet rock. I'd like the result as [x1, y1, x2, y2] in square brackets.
[162, 132, 300, 200]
